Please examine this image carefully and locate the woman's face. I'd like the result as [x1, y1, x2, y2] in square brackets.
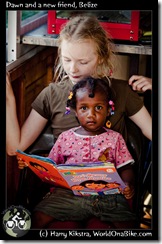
[61, 39, 98, 84]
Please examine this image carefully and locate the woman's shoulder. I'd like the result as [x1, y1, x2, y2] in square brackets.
[48, 78, 72, 91]
[110, 78, 143, 104]
[111, 78, 129, 90]
[38, 79, 73, 100]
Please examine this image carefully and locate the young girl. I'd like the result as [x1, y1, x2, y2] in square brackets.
[32, 77, 136, 229]
[6, 15, 152, 156]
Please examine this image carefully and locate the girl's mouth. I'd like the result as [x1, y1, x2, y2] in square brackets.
[87, 121, 96, 125]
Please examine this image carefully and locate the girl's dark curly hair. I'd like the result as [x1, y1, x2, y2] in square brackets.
[67, 77, 114, 110]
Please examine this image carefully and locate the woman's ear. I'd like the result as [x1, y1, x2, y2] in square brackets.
[98, 58, 104, 65]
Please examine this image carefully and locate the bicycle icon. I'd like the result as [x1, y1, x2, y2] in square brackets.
[6, 212, 27, 230]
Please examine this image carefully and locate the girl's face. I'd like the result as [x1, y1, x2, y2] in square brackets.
[61, 39, 98, 84]
[75, 88, 109, 135]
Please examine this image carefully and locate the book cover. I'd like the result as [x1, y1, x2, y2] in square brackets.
[16, 149, 126, 196]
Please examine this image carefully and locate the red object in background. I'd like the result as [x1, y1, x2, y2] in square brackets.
[47, 10, 140, 42]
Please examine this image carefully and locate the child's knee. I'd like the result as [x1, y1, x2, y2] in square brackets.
[32, 211, 54, 228]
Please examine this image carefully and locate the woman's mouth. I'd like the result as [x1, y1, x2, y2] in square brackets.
[71, 75, 80, 78]
[69, 75, 82, 81]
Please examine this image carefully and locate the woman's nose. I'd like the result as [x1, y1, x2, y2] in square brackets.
[70, 63, 78, 73]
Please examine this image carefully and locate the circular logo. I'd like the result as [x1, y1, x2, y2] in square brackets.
[2, 205, 31, 238]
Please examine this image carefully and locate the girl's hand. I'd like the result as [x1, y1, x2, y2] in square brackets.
[17, 156, 28, 169]
[123, 184, 135, 199]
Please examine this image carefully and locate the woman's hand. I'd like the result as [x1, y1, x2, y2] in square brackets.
[129, 75, 152, 92]
[17, 156, 28, 170]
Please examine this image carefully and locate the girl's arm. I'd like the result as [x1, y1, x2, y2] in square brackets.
[129, 106, 152, 141]
[6, 73, 48, 156]
[118, 164, 135, 199]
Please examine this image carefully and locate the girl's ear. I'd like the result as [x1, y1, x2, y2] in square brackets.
[75, 110, 78, 117]
[107, 108, 110, 116]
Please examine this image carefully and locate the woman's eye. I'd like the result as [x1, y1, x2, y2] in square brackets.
[80, 61, 88, 65]
[63, 59, 71, 62]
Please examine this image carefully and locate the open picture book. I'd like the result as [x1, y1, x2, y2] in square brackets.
[16, 149, 126, 196]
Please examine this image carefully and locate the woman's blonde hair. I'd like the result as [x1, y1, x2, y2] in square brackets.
[52, 15, 116, 83]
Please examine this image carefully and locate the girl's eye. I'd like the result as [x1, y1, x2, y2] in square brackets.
[81, 106, 87, 111]
[95, 106, 102, 110]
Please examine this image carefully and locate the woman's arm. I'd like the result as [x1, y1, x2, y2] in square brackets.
[6, 73, 48, 155]
[129, 106, 152, 141]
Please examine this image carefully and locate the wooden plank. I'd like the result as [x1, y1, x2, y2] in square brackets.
[22, 35, 152, 55]
[21, 24, 152, 55]
[22, 35, 59, 47]
[24, 62, 46, 88]
[115, 44, 152, 55]
[6, 46, 45, 73]
[7, 47, 57, 81]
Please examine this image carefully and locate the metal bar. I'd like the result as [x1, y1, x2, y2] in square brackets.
[7, 11, 17, 62]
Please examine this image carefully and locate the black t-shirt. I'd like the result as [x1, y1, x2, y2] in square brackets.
[32, 78, 143, 142]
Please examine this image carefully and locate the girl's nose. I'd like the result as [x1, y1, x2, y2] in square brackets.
[87, 109, 95, 117]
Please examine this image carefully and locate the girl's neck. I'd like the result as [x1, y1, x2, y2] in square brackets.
[74, 126, 107, 136]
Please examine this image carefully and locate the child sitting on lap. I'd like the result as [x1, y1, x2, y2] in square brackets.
[31, 77, 136, 229]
